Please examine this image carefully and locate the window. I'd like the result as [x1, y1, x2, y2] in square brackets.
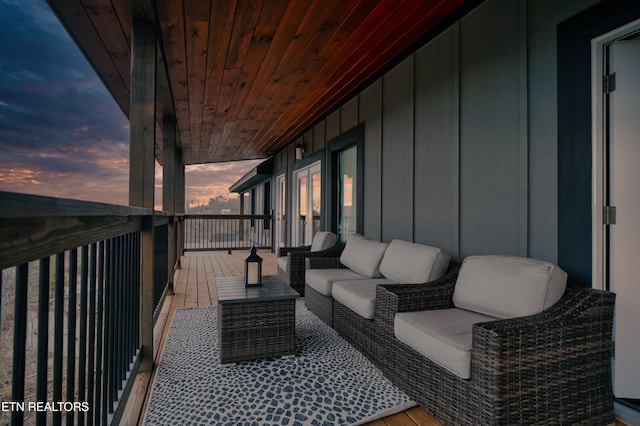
[293, 161, 321, 246]
[263, 181, 271, 229]
[338, 145, 357, 241]
[328, 125, 364, 242]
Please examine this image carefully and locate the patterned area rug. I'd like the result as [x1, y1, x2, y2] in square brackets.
[144, 299, 414, 425]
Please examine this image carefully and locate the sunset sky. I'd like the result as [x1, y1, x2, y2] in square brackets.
[0, 0, 261, 209]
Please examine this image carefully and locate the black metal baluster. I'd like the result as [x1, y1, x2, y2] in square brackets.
[53, 253, 65, 426]
[120, 234, 127, 386]
[36, 257, 50, 426]
[87, 243, 97, 425]
[66, 249, 78, 426]
[124, 234, 131, 361]
[11, 263, 28, 426]
[115, 235, 123, 391]
[78, 246, 89, 426]
[126, 233, 134, 359]
[112, 236, 119, 401]
[94, 242, 104, 426]
[104, 238, 113, 418]
[134, 231, 141, 349]
[110, 237, 117, 414]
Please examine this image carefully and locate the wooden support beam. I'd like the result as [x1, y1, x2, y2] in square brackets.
[162, 115, 177, 212]
[163, 115, 177, 290]
[129, 21, 157, 209]
[176, 147, 185, 265]
[176, 144, 185, 214]
[130, 20, 157, 373]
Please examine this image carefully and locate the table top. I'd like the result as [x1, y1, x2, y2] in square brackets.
[217, 275, 299, 304]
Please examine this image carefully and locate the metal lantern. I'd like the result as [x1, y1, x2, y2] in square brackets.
[245, 245, 263, 287]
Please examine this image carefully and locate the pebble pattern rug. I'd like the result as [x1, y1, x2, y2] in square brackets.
[144, 299, 415, 425]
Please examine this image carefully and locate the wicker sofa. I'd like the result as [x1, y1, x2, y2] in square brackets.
[304, 234, 450, 363]
[375, 255, 616, 425]
[277, 231, 342, 296]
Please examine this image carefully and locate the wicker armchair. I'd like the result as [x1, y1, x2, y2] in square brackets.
[303, 255, 345, 326]
[375, 265, 616, 425]
[277, 236, 344, 296]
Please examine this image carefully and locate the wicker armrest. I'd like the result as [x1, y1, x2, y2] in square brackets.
[305, 256, 344, 270]
[476, 286, 614, 334]
[375, 265, 460, 322]
[278, 245, 311, 257]
[288, 243, 344, 268]
[469, 287, 615, 421]
[473, 286, 615, 345]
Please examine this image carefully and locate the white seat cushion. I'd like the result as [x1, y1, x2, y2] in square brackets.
[310, 231, 337, 252]
[332, 279, 392, 319]
[277, 255, 288, 273]
[395, 308, 494, 379]
[305, 268, 368, 296]
[340, 233, 388, 278]
[452, 255, 567, 319]
[379, 239, 449, 283]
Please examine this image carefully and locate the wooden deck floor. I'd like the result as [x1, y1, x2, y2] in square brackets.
[121, 252, 630, 426]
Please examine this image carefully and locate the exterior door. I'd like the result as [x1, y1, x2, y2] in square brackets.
[275, 175, 286, 248]
[293, 161, 321, 246]
[607, 39, 640, 399]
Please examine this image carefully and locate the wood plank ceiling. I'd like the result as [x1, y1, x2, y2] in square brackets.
[46, 0, 474, 165]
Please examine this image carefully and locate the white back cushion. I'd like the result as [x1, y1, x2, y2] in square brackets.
[310, 231, 337, 252]
[379, 240, 449, 283]
[452, 255, 567, 319]
[340, 233, 388, 278]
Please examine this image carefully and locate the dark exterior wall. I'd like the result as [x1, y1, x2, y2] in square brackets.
[459, 0, 526, 258]
[381, 57, 414, 243]
[414, 26, 459, 259]
[273, 0, 605, 266]
[360, 82, 382, 241]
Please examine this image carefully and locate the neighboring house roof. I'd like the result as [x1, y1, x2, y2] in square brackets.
[229, 158, 273, 193]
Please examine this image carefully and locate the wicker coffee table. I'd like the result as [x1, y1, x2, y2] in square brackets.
[217, 275, 299, 364]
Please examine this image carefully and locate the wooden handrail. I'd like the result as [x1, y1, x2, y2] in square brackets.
[0, 190, 151, 217]
[0, 191, 183, 270]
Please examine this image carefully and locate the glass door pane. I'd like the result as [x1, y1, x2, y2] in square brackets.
[297, 175, 308, 245]
[293, 160, 322, 246]
[275, 175, 286, 248]
[311, 166, 321, 242]
[338, 146, 357, 242]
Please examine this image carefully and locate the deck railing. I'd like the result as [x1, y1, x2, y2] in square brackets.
[183, 214, 273, 252]
[0, 191, 181, 426]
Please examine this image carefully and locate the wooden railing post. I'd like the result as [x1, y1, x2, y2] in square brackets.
[140, 216, 154, 371]
[177, 149, 185, 268]
[163, 115, 177, 291]
[130, 20, 157, 373]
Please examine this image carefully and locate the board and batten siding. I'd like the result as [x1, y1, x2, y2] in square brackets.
[382, 57, 415, 244]
[275, 0, 602, 264]
[459, 0, 527, 258]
